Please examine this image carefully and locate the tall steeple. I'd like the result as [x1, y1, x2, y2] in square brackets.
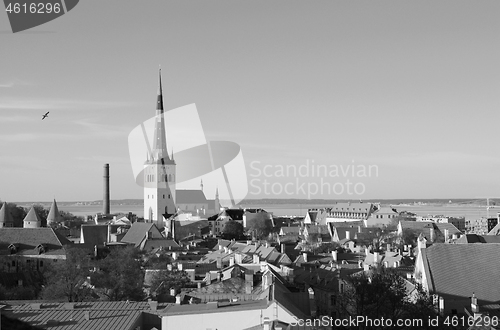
[144, 68, 177, 229]
[151, 68, 174, 164]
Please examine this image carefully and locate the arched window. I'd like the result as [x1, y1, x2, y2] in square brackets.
[165, 175, 168, 182]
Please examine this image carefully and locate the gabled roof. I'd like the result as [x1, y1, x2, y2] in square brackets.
[46, 199, 63, 224]
[279, 227, 301, 235]
[0, 202, 14, 225]
[305, 225, 330, 236]
[422, 244, 500, 303]
[176, 190, 208, 204]
[121, 222, 162, 246]
[23, 205, 42, 223]
[434, 222, 461, 236]
[333, 227, 359, 241]
[143, 238, 180, 251]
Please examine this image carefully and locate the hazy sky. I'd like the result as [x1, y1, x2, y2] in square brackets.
[1, 0, 499, 202]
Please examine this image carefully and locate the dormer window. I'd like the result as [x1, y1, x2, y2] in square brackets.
[8, 243, 18, 254]
[36, 244, 46, 255]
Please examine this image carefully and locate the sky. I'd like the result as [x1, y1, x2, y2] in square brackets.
[0, 0, 499, 202]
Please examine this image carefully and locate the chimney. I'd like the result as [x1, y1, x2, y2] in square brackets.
[172, 252, 178, 260]
[417, 235, 427, 250]
[170, 287, 176, 296]
[229, 256, 234, 267]
[358, 225, 362, 233]
[148, 300, 158, 311]
[471, 293, 479, 313]
[373, 251, 379, 264]
[386, 243, 391, 252]
[197, 282, 202, 289]
[103, 164, 110, 215]
[107, 224, 111, 243]
[84, 311, 91, 321]
[263, 317, 270, 330]
[332, 250, 338, 262]
[175, 295, 181, 305]
[430, 227, 435, 242]
[245, 273, 253, 294]
[177, 263, 183, 271]
[345, 230, 350, 240]
[302, 253, 308, 263]
[216, 257, 222, 269]
[444, 228, 449, 242]
[280, 244, 285, 254]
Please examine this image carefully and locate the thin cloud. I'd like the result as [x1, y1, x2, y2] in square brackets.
[0, 98, 135, 111]
[0, 80, 30, 88]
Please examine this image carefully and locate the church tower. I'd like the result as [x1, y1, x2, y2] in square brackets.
[143, 69, 176, 229]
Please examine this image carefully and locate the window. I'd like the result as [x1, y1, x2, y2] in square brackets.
[163, 194, 165, 199]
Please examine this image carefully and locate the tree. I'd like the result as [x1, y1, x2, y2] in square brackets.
[91, 246, 144, 301]
[247, 213, 272, 240]
[149, 269, 192, 297]
[41, 246, 94, 302]
[337, 267, 440, 329]
[222, 220, 244, 239]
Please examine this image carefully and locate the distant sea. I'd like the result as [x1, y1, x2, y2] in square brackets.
[48, 203, 499, 219]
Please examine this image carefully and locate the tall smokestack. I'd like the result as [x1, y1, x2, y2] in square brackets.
[103, 164, 110, 214]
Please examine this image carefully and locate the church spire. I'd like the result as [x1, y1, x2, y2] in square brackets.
[151, 68, 173, 163]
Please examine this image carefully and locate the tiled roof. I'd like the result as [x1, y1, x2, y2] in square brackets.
[23, 205, 42, 224]
[143, 238, 180, 251]
[176, 190, 208, 204]
[434, 222, 461, 236]
[422, 244, 500, 303]
[173, 220, 209, 241]
[455, 234, 500, 244]
[333, 227, 359, 241]
[47, 199, 63, 224]
[0, 228, 72, 253]
[305, 225, 330, 235]
[331, 202, 374, 212]
[1, 301, 166, 330]
[279, 227, 301, 235]
[0, 202, 14, 225]
[121, 222, 161, 246]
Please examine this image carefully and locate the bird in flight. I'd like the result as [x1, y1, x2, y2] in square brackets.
[41, 111, 49, 120]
